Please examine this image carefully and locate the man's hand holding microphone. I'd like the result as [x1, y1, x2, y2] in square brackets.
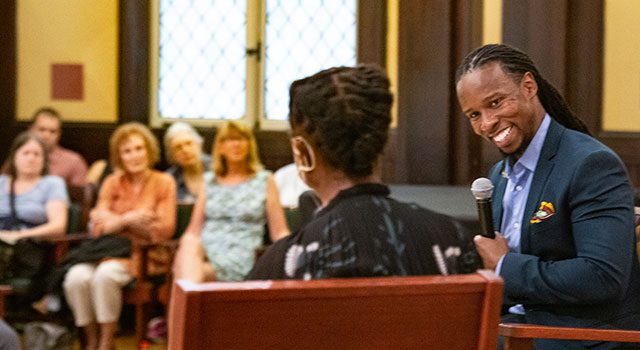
[471, 178, 510, 270]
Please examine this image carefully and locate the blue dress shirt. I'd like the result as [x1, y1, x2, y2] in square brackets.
[496, 115, 551, 314]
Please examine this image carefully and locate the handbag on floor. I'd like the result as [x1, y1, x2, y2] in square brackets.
[23, 322, 73, 350]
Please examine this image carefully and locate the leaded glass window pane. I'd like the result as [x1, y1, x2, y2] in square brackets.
[158, 0, 247, 120]
[264, 0, 357, 120]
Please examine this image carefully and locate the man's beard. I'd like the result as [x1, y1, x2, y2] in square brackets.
[499, 134, 532, 161]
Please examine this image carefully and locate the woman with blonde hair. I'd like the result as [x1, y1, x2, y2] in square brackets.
[172, 120, 289, 283]
[63, 122, 176, 350]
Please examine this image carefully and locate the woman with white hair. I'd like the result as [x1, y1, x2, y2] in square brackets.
[164, 122, 211, 203]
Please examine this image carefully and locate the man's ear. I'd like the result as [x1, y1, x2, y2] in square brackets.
[521, 71, 538, 99]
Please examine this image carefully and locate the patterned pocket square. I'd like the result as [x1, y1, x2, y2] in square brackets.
[530, 201, 555, 224]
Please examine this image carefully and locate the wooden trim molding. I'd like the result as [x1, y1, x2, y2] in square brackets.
[0, 1, 16, 159]
[119, 0, 150, 124]
[394, 0, 486, 185]
[449, 0, 487, 185]
[357, 0, 387, 66]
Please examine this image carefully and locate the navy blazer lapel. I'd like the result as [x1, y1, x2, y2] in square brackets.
[492, 162, 507, 231]
[520, 119, 564, 253]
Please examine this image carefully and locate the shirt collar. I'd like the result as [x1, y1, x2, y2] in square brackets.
[505, 113, 551, 175]
[318, 183, 390, 215]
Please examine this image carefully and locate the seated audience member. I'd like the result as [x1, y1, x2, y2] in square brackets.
[163, 122, 212, 203]
[274, 163, 320, 231]
[172, 121, 290, 283]
[86, 159, 113, 189]
[63, 122, 176, 350]
[83, 159, 115, 210]
[29, 107, 88, 187]
[456, 44, 640, 349]
[248, 65, 476, 280]
[0, 131, 68, 238]
[274, 162, 310, 208]
[0, 319, 20, 350]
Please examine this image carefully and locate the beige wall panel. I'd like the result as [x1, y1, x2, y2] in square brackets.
[483, 0, 502, 44]
[602, 0, 640, 131]
[17, 0, 118, 123]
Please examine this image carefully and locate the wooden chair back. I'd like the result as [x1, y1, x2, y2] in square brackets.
[169, 270, 503, 350]
[0, 285, 10, 318]
[175, 202, 194, 238]
[66, 184, 95, 233]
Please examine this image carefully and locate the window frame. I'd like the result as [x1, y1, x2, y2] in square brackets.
[149, 0, 361, 130]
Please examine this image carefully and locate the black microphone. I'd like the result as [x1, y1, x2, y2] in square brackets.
[471, 177, 495, 239]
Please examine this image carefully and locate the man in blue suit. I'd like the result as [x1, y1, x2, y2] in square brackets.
[456, 44, 640, 349]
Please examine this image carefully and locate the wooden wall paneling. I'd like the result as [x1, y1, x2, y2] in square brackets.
[502, 0, 569, 96]
[59, 125, 116, 166]
[449, 0, 485, 185]
[119, 0, 150, 124]
[0, 1, 16, 164]
[381, 129, 399, 183]
[601, 134, 640, 186]
[356, 0, 396, 182]
[396, 0, 454, 184]
[564, 0, 604, 134]
[357, 0, 387, 65]
[255, 131, 295, 172]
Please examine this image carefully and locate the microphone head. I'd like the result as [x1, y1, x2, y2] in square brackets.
[471, 177, 494, 200]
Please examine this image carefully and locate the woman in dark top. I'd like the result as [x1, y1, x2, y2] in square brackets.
[248, 65, 478, 280]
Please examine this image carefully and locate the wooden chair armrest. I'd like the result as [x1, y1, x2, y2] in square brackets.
[133, 238, 178, 250]
[42, 232, 91, 244]
[130, 238, 179, 282]
[499, 323, 640, 350]
[0, 285, 11, 295]
[40, 233, 91, 263]
[0, 285, 9, 318]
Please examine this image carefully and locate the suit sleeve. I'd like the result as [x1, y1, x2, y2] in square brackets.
[500, 150, 635, 305]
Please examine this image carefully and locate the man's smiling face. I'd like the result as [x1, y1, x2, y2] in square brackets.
[456, 62, 542, 158]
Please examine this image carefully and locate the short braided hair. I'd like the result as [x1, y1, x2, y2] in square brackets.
[289, 64, 393, 178]
[455, 44, 590, 135]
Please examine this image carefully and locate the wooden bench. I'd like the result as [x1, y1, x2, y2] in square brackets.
[169, 270, 504, 350]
